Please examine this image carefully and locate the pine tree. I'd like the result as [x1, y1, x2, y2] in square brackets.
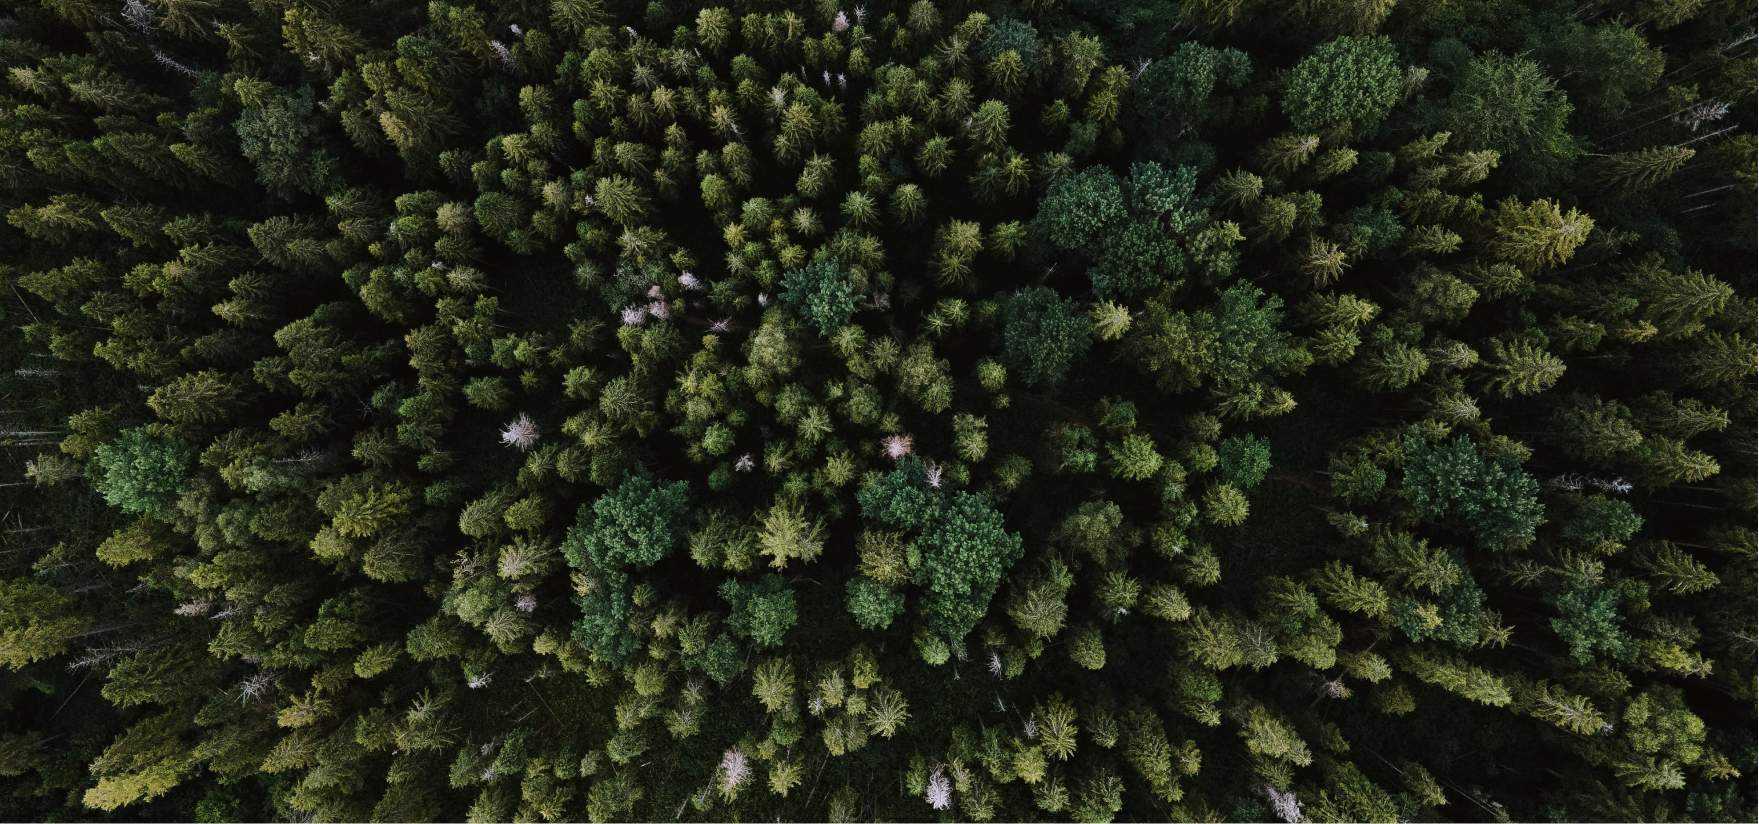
[147, 371, 243, 424]
[1633, 262, 1735, 338]
[1487, 197, 1593, 271]
[1106, 434, 1163, 481]
[1599, 145, 1694, 192]
[0, 578, 89, 669]
[1484, 338, 1566, 397]
[752, 658, 796, 715]
[1121, 704, 1180, 801]
[758, 498, 825, 569]
[1636, 543, 1719, 594]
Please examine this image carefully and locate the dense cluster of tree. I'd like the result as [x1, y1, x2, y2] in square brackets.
[0, 0, 1752, 820]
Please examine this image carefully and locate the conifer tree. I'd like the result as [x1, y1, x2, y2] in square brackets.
[0, 0, 1749, 819]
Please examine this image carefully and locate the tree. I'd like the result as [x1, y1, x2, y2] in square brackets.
[999, 287, 1093, 388]
[573, 566, 639, 665]
[1216, 434, 1271, 489]
[916, 491, 1024, 646]
[1057, 501, 1125, 562]
[1484, 338, 1566, 397]
[1068, 625, 1106, 670]
[1071, 766, 1125, 822]
[845, 577, 904, 630]
[965, 100, 1012, 151]
[91, 428, 192, 518]
[866, 686, 910, 738]
[1127, 162, 1208, 230]
[1282, 36, 1404, 134]
[1239, 704, 1311, 767]
[1400, 431, 1544, 551]
[1633, 262, 1734, 338]
[1599, 145, 1693, 193]
[780, 259, 858, 336]
[1557, 495, 1643, 552]
[593, 175, 650, 225]
[1300, 762, 1402, 823]
[1202, 484, 1250, 526]
[1092, 218, 1185, 300]
[1487, 198, 1593, 271]
[1090, 570, 1146, 619]
[751, 657, 795, 715]
[1206, 282, 1302, 391]
[1529, 17, 1665, 121]
[1441, 53, 1581, 186]
[721, 575, 797, 649]
[1008, 558, 1074, 638]
[0, 578, 89, 669]
[1679, 332, 1756, 389]
[1032, 168, 1125, 251]
[82, 712, 197, 811]
[758, 499, 825, 570]
[857, 460, 943, 531]
[1612, 688, 1709, 789]
[1550, 584, 1631, 665]
[1637, 543, 1719, 594]
[1143, 583, 1193, 622]
[1400, 650, 1512, 706]
[147, 371, 242, 424]
[234, 85, 327, 195]
[1106, 434, 1164, 481]
[1135, 43, 1252, 134]
[563, 475, 690, 571]
[979, 18, 1044, 70]
[1329, 451, 1388, 503]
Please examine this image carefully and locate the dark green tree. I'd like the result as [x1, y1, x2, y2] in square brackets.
[1440, 53, 1582, 186]
[563, 474, 691, 570]
[90, 428, 193, 518]
[1401, 431, 1545, 551]
[1216, 434, 1271, 489]
[999, 287, 1094, 388]
[1033, 168, 1126, 251]
[1282, 35, 1405, 134]
[780, 259, 859, 337]
[721, 574, 798, 649]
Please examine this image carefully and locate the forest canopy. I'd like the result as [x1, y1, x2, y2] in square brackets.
[0, 0, 1754, 821]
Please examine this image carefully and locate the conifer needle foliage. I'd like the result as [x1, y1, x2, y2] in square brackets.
[0, 0, 1753, 821]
